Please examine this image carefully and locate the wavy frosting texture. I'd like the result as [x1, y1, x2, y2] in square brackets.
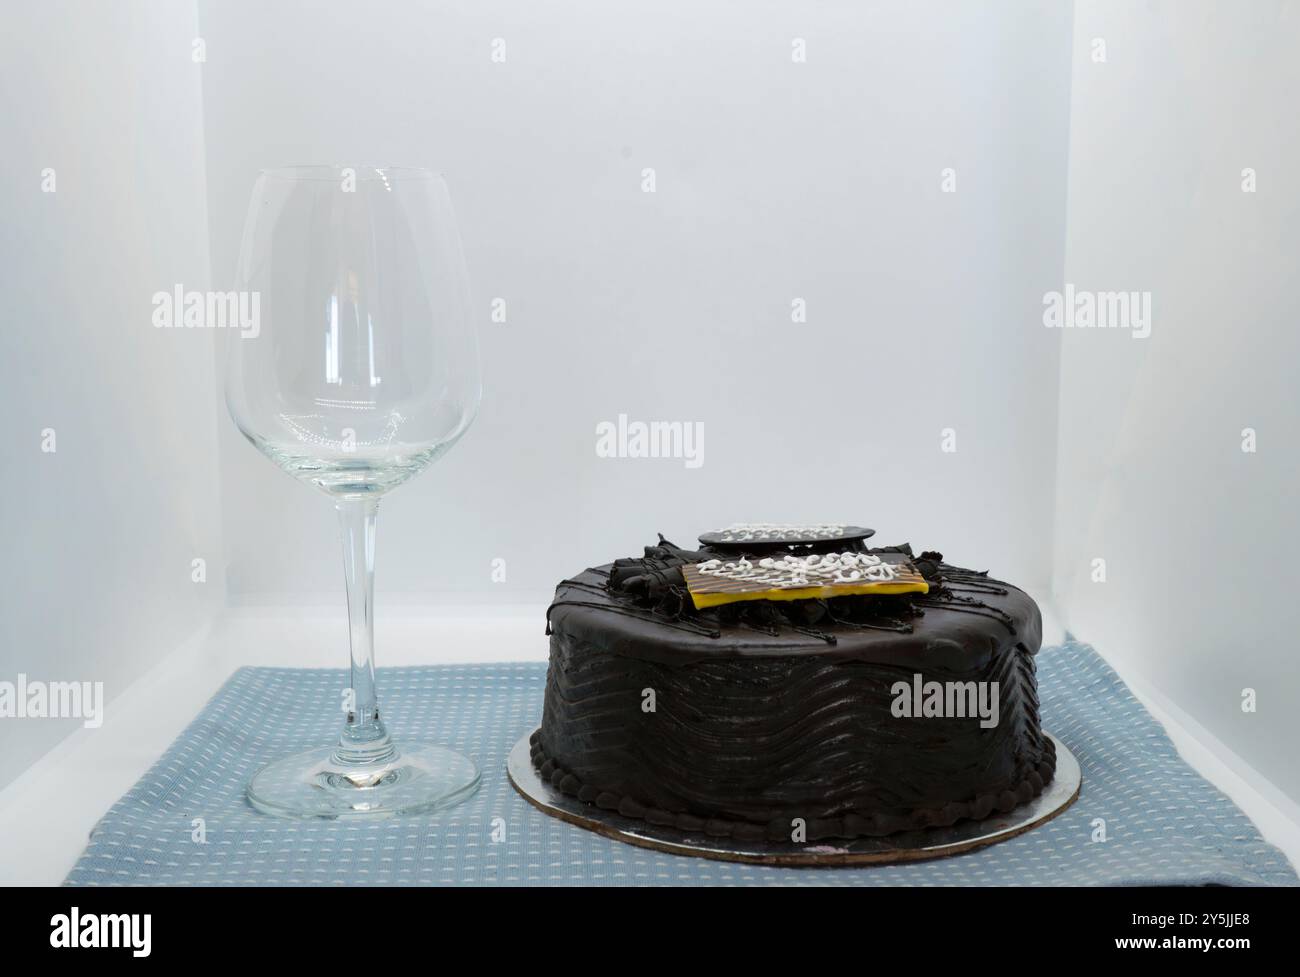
[537, 537, 1055, 840]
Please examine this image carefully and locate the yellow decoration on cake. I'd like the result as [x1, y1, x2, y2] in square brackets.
[682, 552, 928, 610]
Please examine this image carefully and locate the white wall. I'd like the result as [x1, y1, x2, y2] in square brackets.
[1054, 1, 1300, 802]
[0, 2, 223, 789]
[196, 0, 1074, 607]
[6, 0, 1298, 813]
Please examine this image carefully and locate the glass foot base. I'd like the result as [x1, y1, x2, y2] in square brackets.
[247, 743, 480, 819]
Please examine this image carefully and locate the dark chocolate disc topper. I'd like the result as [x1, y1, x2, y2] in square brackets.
[698, 523, 876, 550]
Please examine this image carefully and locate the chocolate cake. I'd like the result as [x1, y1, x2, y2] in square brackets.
[534, 526, 1055, 842]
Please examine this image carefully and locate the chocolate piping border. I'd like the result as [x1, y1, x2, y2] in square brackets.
[529, 730, 1056, 842]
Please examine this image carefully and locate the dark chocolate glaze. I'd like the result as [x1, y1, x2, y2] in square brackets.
[537, 538, 1055, 841]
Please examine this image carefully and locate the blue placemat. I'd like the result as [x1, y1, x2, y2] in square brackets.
[66, 642, 1297, 886]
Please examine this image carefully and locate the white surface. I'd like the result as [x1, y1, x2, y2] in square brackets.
[0, 0, 223, 790]
[1052, 1, 1300, 802]
[0, 604, 1296, 885]
[4, 0, 1299, 882]
[196, 0, 1073, 606]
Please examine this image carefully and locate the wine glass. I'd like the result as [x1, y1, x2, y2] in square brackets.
[225, 165, 481, 818]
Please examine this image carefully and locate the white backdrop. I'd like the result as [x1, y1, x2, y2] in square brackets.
[0, 1, 221, 789]
[1053, 0, 1300, 802]
[196, 0, 1072, 605]
[4, 1, 1298, 816]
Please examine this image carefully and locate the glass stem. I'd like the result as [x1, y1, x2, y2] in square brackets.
[332, 497, 396, 766]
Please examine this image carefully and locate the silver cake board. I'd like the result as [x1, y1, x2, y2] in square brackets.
[507, 731, 1081, 867]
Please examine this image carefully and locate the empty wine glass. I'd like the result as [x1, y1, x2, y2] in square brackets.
[225, 165, 481, 818]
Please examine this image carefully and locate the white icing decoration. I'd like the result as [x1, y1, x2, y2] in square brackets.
[712, 523, 851, 543]
[697, 552, 899, 589]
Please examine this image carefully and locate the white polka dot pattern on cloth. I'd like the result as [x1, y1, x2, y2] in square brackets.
[65, 645, 1297, 886]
